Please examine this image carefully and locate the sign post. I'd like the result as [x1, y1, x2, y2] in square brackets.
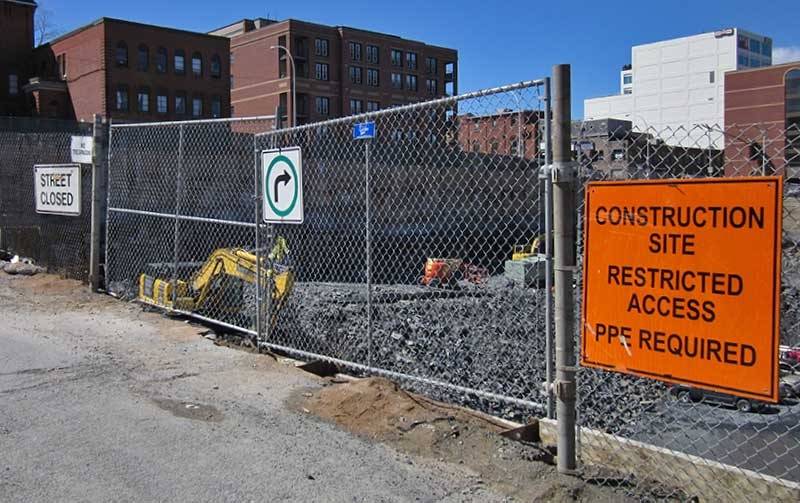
[581, 177, 783, 402]
[262, 147, 304, 224]
[354, 121, 375, 365]
[34, 164, 82, 216]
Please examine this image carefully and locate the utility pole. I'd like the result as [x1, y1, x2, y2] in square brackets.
[552, 64, 577, 474]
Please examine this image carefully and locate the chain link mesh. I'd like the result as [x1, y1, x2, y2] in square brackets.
[103, 83, 800, 499]
[0, 117, 94, 280]
[573, 121, 800, 500]
[106, 82, 549, 421]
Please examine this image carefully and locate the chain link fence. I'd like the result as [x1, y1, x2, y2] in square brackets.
[0, 117, 94, 280]
[105, 81, 551, 419]
[573, 121, 800, 500]
[104, 81, 800, 498]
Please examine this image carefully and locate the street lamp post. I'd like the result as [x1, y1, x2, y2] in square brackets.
[270, 45, 296, 127]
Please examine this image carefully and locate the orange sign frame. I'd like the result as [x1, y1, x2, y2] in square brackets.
[581, 177, 782, 403]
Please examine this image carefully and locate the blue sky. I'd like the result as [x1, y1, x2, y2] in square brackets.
[42, 0, 800, 118]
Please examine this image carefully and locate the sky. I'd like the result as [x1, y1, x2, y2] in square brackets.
[40, 0, 800, 118]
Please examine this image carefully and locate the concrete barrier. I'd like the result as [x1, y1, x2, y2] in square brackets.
[538, 418, 800, 501]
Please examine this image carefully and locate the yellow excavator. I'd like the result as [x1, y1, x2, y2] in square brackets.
[512, 235, 544, 261]
[137, 237, 294, 329]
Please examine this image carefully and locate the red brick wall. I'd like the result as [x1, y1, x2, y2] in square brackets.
[104, 20, 230, 122]
[458, 112, 540, 159]
[724, 64, 800, 176]
[48, 23, 106, 122]
[229, 20, 458, 124]
[40, 19, 231, 122]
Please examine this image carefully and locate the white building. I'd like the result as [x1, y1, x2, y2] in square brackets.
[584, 28, 772, 148]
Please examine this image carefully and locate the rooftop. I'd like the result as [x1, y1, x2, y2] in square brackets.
[45, 16, 229, 47]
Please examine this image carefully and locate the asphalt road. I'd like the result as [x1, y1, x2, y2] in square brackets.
[0, 275, 507, 502]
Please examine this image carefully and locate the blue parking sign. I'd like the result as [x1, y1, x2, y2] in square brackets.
[353, 121, 376, 140]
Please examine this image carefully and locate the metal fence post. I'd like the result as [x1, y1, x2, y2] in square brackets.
[542, 77, 555, 420]
[365, 139, 373, 367]
[552, 64, 577, 474]
[173, 124, 184, 303]
[254, 134, 262, 344]
[90, 114, 109, 291]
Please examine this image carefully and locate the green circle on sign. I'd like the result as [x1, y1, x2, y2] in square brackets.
[266, 154, 299, 218]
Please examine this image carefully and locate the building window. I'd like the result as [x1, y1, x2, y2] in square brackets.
[211, 96, 221, 118]
[315, 96, 330, 115]
[391, 72, 402, 89]
[738, 54, 748, 67]
[137, 88, 150, 113]
[349, 42, 362, 62]
[709, 71, 715, 84]
[367, 68, 379, 87]
[175, 92, 186, 114]
[406, 74, 418, 91]
[350, 99, 363, 114]
[192, 53, 203, 77]
[137, 45, 149, 71]
[349, 66, 363, 85]
[57, 54, 67, 79]
[623, 88, 632, 95]
[367, 100, 379, 112]
[210, 54, 221, 78]
[762, 39, 772, 57]
[623, 74, 632, 85]
[315, 63, 329, 81]
[156, 47, 168, 73]
[192, 96, 203, 117]
[425, 57, 437, 74]
[8, 73, 18, 96]
[750, 39, 762, 55]
[115, 86, 129, 111]
[426, 78, 437, 95]
[116, 41, 128, 67]
[391, 49, 402, 67]
[315, 38, 329, 57]
[738, 35, 749, 50]
[156, 93, 168, 114]
[175, 50, 185, 75]
[366, 45, 379, 64]
[406, 52, 417, 70]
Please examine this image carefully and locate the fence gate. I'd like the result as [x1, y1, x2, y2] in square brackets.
[106, 80, 553, 419]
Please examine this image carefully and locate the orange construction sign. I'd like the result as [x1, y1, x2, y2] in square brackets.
[581, 177, 783, 403]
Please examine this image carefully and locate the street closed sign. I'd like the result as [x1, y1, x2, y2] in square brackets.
[34, 164, 82, 216]
[262, 147, 304, 224]
[581, 177, 782, 402]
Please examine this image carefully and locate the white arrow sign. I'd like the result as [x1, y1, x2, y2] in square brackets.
[262, 147, 304, 224]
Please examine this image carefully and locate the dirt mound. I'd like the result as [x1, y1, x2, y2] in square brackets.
[306, 377, 493, 441]
[7, 274, 85, 295]
[298, 378, 671, 502]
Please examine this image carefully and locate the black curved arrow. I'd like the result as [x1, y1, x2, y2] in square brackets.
[274, 170, 291, 203]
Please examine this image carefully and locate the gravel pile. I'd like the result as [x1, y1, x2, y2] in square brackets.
[269, 277, 668, 426]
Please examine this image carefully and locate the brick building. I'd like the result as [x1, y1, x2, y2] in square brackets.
[26, 18, 231, 122]
[1, 0, 37, 116]
[572, 118, 724, 179]
[458, 110, 540, 159]
[725, 61, 800, 177]
[211, 18, 458, 125]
